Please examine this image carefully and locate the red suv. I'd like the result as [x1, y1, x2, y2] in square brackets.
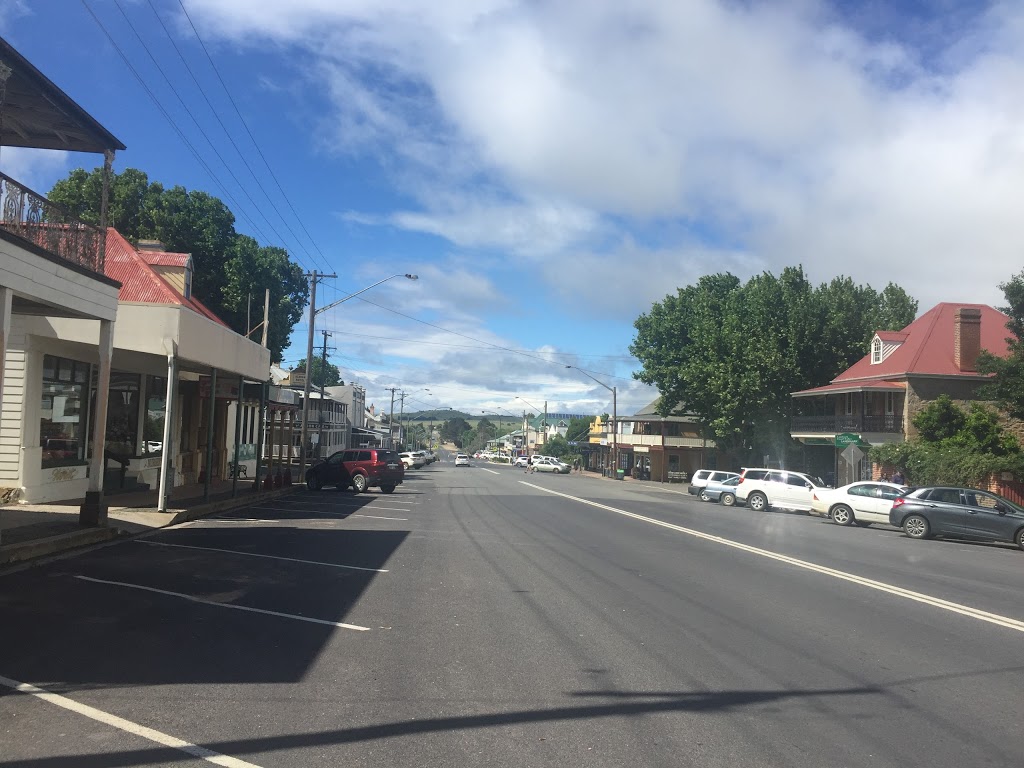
[305, 448, 405, 493]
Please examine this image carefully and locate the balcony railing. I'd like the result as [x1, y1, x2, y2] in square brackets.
[792, 415, 902, 434]
[0, 172, 104, 274]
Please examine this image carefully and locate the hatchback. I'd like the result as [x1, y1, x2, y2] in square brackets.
[455, 454, 470, 467]
[889, 486, 1024, 550]
[306, 448, 404, 493]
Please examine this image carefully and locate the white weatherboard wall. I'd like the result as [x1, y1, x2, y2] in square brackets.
[0, 319, 26, 486]
[1, 243, 120, 322]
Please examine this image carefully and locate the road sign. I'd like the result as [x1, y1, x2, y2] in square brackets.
[841, 443, 865, 466]
[835, 432, 863, 448]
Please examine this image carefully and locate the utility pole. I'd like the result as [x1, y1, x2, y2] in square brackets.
[299, 270, 336, 480]
[386, 387, 398, 449]
[317, 330, 333, 458]
[398, 391, 407, 450]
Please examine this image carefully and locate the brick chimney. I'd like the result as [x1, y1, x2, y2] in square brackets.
[954, 307, 982, 371]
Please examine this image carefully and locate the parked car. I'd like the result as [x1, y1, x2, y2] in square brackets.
[398, 452, 423, 469]
[513, 456, 530, 468]
[534, 457, 570, 474]
[306, 448, 404, 494]
[736, 468, 829, 512]
[889, 486, 1024, 550]
[455, 454, 470, 466]
[689, 469, 740, 500]
[530, 454, 557, 466]
[702, 476, 743, 506]
[413, 450, 430, 465]
[811, 481, 909, 526]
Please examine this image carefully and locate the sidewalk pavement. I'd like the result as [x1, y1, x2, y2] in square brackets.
[0, 480, 299, 568]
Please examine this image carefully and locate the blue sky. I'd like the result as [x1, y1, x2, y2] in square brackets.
[2, 0, 1021, 419]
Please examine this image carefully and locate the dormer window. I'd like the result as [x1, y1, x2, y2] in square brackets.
[871, 337, 883, 364]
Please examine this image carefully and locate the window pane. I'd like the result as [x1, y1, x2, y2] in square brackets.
[40, 356, 87, 468]
[143, 376, 167, 455]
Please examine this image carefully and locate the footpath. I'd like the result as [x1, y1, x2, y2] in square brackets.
[0, 480, 298, 568]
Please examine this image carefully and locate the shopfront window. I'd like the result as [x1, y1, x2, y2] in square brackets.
[104, 372, 140, 457]
[143, 376, 167, 456]
[40, 355, 89, 467]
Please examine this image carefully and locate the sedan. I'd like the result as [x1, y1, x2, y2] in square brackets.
[701, 476, 743, 506]
[534, 458, 570, 474]
[811, 481, 909, 526]
[889, 486, 1024, 550]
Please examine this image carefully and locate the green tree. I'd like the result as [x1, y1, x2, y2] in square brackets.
[441, 417, 472, 447]
[912, 395, 965, 442]
[293, 357, 342, 389]
[979, 271, 1024, 419]
[48, 167, 307, 362]
[565, 417, 592, 443]
[543, 434, 570, 458]
[631, 267, 918, 465]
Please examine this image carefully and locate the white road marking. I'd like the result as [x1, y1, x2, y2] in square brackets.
[523, 482, 1024, 634]
[0, 674, 263, 767]
[74, 576, 372, 631]
[349, 514, 409, 521]
[480, 468, 501, 475]
[135, 541, 389, 572]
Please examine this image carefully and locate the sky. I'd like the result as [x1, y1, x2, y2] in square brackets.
[3, 0, 1022, 420]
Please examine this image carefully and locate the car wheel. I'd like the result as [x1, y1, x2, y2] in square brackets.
[720, 492, 736, 507]
[831, 504, 854, 526]
[306, 472, 322, 491]
[352, 473, 368, 493]
[1016, 527, 1024, 551]
[699, 490, 711, 502]
[380, 484, 396, 494]
[903, 514, 931, 540]
[747, 492, 769, 512]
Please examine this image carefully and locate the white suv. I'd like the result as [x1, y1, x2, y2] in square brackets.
[736, 468, 829, 512]
[688, 469, 739, 500]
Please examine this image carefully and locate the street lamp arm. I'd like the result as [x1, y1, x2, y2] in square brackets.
[315, 274, 418, 316]
[565, 365, 613, 394]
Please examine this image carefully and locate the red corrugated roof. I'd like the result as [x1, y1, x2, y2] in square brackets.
[104, 229, 229, 327]
[140, 251, 190, 267]
[836, 303, 1010, 381]
[875, 330, 908, 342]
[793, 381, 906, 396]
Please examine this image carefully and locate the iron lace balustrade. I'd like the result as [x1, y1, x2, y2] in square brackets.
[0, 171, 104, 274]
[791, 415, 903, 434]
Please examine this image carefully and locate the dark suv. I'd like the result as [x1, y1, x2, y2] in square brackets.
[306, 448, 405, 493]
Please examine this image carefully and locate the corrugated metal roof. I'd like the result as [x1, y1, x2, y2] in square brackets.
[103, 229, 228, 328]
[140, 251, 190, 267]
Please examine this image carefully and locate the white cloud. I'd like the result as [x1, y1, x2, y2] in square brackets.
[0, 147, 71, 193]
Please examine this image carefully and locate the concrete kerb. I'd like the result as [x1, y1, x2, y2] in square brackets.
[0, 486, 301, 567]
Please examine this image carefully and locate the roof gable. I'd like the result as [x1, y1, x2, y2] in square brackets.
[835, 302, 1010, 382]
[104, 229, 228, 327]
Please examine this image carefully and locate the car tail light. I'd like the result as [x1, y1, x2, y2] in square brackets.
[737, 477, 744, 484]
[892, 497, 906, 509]
[812, 493, 819, 501]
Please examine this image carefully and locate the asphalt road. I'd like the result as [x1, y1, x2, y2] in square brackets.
[1, 457, 1022, 767]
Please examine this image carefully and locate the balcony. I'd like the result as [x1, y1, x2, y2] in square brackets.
[0, 172, 105, 275]
[791, 415, 902, 434]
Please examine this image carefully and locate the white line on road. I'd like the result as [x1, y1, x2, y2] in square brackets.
[74, 575, 372, 631]
[523, 482, 1024, 635]
[349, 514, 409, 521]
[135, 540, 389, 572]
[0, 673, 263, 768]
[480, 468, 501, 475]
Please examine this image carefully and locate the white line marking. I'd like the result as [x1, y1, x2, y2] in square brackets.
[480, 468, 500, 475]
[0, 674, 263, 767]
[291, 497, 418, 506]
[350, 514, 409, 521]
[74, 576, 371, 631]
[135, 541, 389, 572]
[522, 482, 1024, 634]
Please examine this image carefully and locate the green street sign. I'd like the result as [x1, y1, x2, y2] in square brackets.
[834, 432, 865, 448]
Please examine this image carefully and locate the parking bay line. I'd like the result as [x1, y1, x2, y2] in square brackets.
[347, 514, 408, 521]
[135, 540, 389, 572]
[523, 482, 1024, 635]
[74, 575, 372, 631]
[0, 673, 264, 768]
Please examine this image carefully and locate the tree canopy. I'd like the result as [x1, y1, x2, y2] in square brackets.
[293, 357, 342, 389]
[630, 266, 918, 464]
[48, 167, 308, 363]
[978, 270, 1024, 419]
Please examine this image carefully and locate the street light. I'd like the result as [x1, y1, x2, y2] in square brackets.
[299, 273, 418, 480]
[567, 366, 617, 477]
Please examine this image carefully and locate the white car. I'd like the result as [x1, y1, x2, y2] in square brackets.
[736, 468, 829, 512]
[688, 469, 740, 499]
[811, 481, 910, 526]
[513, 456, 530, 468]
[398, 452, 424, 469]
[533, 458, 570, 474]
[455, 454, 470, 467]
